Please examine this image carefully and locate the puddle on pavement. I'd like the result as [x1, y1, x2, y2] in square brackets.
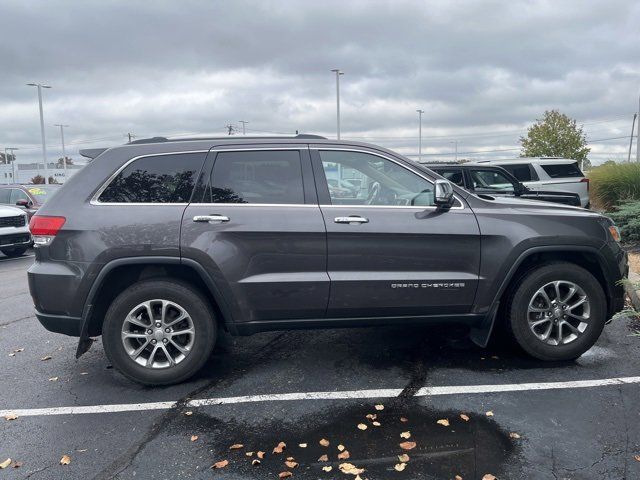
[174, 401, 515, 479]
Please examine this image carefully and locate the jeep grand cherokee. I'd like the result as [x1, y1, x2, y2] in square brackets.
[28, 135, 627, 385]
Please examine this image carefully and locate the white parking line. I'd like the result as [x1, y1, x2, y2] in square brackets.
[0, 254, 34, 262]
[2, 376, 640, 418]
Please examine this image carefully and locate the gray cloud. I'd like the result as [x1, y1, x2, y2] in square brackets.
[1, 0, 639, 164]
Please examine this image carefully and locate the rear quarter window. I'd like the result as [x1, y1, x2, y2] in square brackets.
[98, 152, 206, 203]
[500, 164, 538, 182]
[540, 162, 584, 178]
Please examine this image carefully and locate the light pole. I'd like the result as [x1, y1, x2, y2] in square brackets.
[450, 140, 458, 162]
[637, 93, 640, 163]
[416, 109, 424, 161]
[331, 69, 344, 139]
[238, 120, 249, 135]
[4, 148, 19, 183]
[54, 124, 69, 181]
[27, 83, 51, 184]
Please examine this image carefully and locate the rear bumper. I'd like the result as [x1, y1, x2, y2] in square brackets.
[35, 310, 82, 337]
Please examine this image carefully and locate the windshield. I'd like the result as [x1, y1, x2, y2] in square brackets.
[25, 185, 60, 203]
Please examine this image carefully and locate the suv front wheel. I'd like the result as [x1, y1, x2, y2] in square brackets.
[507, 262, 607, 361]
[102, 279, 216, 385]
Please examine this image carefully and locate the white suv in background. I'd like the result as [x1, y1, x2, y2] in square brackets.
[473, 158, 590, 207]
[0, 205, 31, 257]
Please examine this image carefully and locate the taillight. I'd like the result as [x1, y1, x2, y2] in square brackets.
[580, 177, 590, 192]
[29, 216, 66, 245]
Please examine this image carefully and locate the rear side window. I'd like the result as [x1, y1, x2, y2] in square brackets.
[540, 162, 583, 178]
[500, 164, 538, 182]
[99, 153, 205, 203]
[434, 168, 464, 186]
[202, 150, 304, 204]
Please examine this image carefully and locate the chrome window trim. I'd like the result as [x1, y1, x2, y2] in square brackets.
[90, 150, 209, 206]
[313, 147, 464, 210]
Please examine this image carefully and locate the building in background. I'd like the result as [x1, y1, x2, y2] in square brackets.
[0, 161, 86, 184]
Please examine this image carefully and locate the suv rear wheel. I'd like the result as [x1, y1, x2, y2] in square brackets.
[507, 262, 606, 361]
[102, 279, 216, 385]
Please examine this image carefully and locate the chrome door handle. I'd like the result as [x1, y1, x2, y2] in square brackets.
[193, 214, 230, 223]
[334, 215, 369, 224]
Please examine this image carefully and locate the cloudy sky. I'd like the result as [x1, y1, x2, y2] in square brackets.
[1, 0, 639, 165]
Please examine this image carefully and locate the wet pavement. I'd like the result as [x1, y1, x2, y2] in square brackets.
[1, 252, 640, 479]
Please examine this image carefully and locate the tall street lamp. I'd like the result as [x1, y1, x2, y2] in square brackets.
[54, 124, 69, 180]
[416, 109, 424, 162]
[5, 148, 19, 183]
[331, 69, 344, 139]
[27, 83, 52, 184]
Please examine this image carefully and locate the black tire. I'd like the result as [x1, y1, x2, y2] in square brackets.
[102, 279, 216, 386]
[506, 262, 606, 361]
[1, 246, 28, 257]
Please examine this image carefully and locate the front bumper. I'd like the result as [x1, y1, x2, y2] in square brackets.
[35, 310, 82, 337]
[0, 232, 31, 248]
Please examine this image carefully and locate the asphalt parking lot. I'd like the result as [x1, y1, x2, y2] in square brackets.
[1, 252, 640, 479]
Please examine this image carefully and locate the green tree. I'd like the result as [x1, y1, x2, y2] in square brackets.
[520, 110, 590, 167]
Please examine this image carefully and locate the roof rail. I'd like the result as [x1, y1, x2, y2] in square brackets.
[129, 133, 327, 144]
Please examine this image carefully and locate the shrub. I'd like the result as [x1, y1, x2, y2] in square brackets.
[588, 162, 640, 210]
[609, 200, 640, 243]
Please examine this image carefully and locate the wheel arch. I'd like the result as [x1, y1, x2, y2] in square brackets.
[75, 256, 232, 358]
[470, 245, 615, 348]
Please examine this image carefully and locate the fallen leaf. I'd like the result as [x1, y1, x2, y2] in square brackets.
[437, 419, 450, 427]
[184, 411, 193, 416]
[486, 411, 494, 417]
[257, 451, 265, 459]
[12, 461, 22, 468]
[246, 452, 253, 457]
[455, 476, 463, 480]
[319, 438, 330, 447]
[374, 404, 384, 411]
[318, 454, 328, 462]
[279, 471, 293, 478]
[491, 356, 499, 360]
[339, 462, 365, 475]
[337, 444, 345, 452]
[286, 456, 295, 461]
[397, 454, 409, 462]
[509, 432, 521, 439]
[190, 435, 198, 442]
[212, 460, 228, 469]
[252, 459, 261, 466]
[399, 441, 416, 450]
[0, 459, 10, 469]
[357, 423, 368, 430]
[366, 413, 377, 421]
[285, 460, 299, 469]
[273, 441, 286, 454]
[298, 443, 307, 448]
[230, 443, 244, 450]
[372, 421, 381, 427]
[60, 455, 71, 465]
[400, 431, 411, 439]
[8, 353, 14, 357]
[4, 413, 18, 421]
[355, 476, 363, 480]
[635, 455, 640, 462]
[482, 475, 496, 480]
[338, 450, 350, 460]
[40, 355, 52, 361]
[400, 417, 408, 423]
[460, 414, 470, 422]
[322, 465, 333, 472]
[394, 462, 407, 472]
[48, 377, 59, 382]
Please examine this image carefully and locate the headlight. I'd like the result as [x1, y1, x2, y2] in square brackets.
[608, 225, 621, 242]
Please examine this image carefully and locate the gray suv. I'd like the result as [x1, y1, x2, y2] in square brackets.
[28, 136, 628, 385]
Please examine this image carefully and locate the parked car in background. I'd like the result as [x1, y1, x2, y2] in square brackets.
[472, 158, 590, 208]
[425, 163, 582, 207]
[28, 135, 626, 385]
[0, 184, 61, 219]
[0, 205, 31, 257]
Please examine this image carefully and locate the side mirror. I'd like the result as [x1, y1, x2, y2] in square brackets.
[434, 179, 454, 208]
[16, 199, 30, 208]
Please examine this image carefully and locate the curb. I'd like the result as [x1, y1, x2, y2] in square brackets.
[625, 271, 640, 311]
